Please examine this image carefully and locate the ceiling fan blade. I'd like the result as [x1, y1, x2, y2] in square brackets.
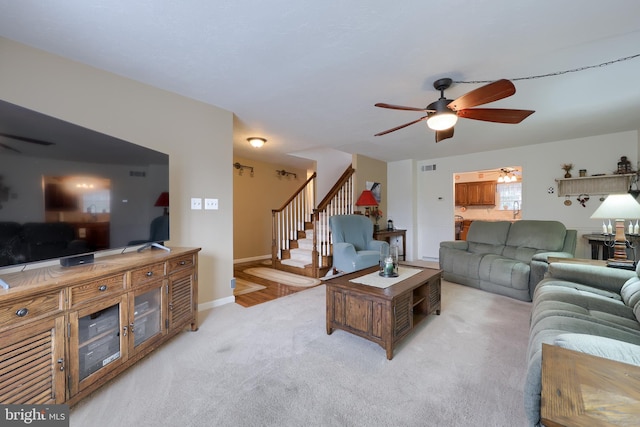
[375, 103, 431, 112]
[456, 108, 535, 124]
[447, 79, 516, 111]
[0, 132, 55, 145]
[435, 127, 454, 143]
[0, 142, 21, 153]
[374, 116, 428, 136]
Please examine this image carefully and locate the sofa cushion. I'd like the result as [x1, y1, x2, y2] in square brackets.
[621, 277, 640, 307]
[505, 220, 567, 251]
[466, 221, 511, 245]
[478, 254, 529, 290]
[501, 245, 539, 263]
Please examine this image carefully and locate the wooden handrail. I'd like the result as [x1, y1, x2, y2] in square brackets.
[316, 166, 355, 212]
[272, 172, 317, 214]
[271, 165, 355, 278]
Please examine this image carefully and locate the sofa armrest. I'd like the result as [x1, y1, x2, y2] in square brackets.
[439, 240, 469, 251]
[332, 242, 357, 272]
[531, 251, 575, 263]
[547, 262, 636, 293]
[554, 333, 640, 366]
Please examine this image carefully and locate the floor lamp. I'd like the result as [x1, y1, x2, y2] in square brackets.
[590, 193, 640, 267]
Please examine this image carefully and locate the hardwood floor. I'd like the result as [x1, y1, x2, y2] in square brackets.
[233, 260, 319, 307]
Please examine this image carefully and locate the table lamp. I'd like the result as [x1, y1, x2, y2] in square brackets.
[355, 190, 378, 217]
[590, 193, 640, 266]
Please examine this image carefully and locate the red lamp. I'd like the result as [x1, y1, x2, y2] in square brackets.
[155, 192, 169, 215]
[355, 190, 378, 217]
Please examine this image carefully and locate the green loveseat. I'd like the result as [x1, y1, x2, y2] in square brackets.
[439, 220, 577, 301]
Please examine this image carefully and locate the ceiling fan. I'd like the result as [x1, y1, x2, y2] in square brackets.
[374, 78, 534, 142]
[0, 132, 55, 153]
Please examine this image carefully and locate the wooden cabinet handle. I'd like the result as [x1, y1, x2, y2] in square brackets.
[146, 271, 153, 277]
[15, 307, 29, 317]
[179, 260, 186, 265]
[98, 285, 108, 291]
[57, 358, 65, 371]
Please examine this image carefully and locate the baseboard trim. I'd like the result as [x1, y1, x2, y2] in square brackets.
[234, 255, 271, 264]
[199, 295, 235, 311]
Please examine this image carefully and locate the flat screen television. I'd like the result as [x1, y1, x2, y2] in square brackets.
[0, 99, 169, 273]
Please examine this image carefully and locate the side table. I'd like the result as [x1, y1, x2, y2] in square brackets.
[541, 343, 640, 426]
[373, 229, 406, 261]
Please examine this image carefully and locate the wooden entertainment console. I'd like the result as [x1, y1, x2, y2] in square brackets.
[0, 247, 200, 406]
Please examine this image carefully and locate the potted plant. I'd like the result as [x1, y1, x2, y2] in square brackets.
[561, 163, 573, 178]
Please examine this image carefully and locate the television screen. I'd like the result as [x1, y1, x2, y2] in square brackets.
[0, 99, 169, 270]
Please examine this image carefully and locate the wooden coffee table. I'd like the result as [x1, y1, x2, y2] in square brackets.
[325, 265, 441, 360]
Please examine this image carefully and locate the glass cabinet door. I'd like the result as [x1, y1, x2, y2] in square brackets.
[132, 286, 162, 349]
[77, 303, 122, 381]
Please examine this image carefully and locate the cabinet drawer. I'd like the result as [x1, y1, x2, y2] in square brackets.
[131, 262, 165, 287]
[0, 290, 64, 327]
[69, 275, 126, 307]
[167, 255, 194, 274]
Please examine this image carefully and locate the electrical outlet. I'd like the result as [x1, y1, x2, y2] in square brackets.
[191, 197, 202, 210]
[230, 278, 236, 289]
[205, 198, 219, 210]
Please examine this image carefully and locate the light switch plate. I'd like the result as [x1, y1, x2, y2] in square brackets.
[204, 198, 219, 210]
[191, 197, 202, 210]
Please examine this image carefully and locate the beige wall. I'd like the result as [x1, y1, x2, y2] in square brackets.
[0, 38, 234, 307]
[233, 156, 309, 261]
[353, 154, 388, 227]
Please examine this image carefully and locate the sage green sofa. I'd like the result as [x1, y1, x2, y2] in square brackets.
[524, 262, 640, 426]
[439, 220, 577, 301]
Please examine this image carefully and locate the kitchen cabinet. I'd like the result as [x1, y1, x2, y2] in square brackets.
[455, 181, 496, 206]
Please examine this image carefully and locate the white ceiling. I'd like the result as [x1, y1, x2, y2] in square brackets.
[1, 1, 640, 169]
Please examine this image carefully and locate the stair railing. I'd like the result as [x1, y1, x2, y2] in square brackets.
[312, 166, 356, 276]
[271, 173, 316, 267]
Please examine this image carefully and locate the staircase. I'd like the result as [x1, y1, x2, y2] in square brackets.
[271, 167, 355, 278]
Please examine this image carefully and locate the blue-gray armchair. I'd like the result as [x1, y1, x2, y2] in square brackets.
[329, 215, 389, 273]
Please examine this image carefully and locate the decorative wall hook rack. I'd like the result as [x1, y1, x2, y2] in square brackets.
[276, 169, 297, 179]
[233, 162, 254, 177]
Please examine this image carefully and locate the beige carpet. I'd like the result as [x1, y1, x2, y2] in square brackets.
[69, 279, 531, 426]
[233, 278, 267, 296]
[243, 267, 321, 288]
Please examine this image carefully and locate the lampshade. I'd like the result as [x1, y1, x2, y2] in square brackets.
[426, 112, 458, 131]
[355, 190, 378, 207]
[247, 137, 267, 148]
[154, 192, 169, 207]
[590, 194, 640, 219]
[425, 98, 458, 131]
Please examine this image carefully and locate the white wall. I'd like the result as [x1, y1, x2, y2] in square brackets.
[389, 130, 640, 261]
[292, 147, 352, 201]
[387, 159, 417, 260]
[0, 38, 235, 307]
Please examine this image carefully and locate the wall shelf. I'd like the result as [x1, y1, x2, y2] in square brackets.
[555, 173, 635, 197]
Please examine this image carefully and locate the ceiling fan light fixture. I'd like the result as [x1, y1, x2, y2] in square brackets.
[247, 137, 267, 148]
[426, 112, 458, 131]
